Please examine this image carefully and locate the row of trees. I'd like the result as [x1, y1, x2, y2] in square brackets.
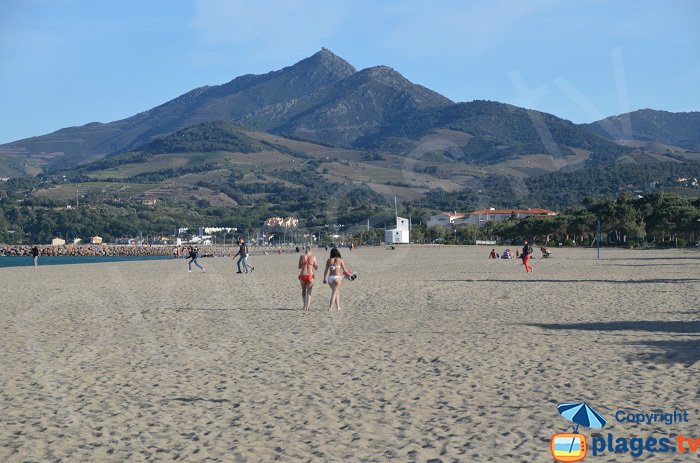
[398, 192, 699, 247]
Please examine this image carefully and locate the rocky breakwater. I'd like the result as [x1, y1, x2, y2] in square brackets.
[0, 244, 242, 257]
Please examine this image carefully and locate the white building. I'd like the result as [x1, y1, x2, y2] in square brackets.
[265, 217, 299, 228]
[204, 227, 237, 234]
[427, 211, 467, 228]
[462, 208, 558, 225]
[385, 216, 410, 244]
[189, 235, 212, 245]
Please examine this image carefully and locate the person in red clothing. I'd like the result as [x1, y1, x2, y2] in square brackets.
[521, 240, 533, 273]
[298, 246, 318, 311]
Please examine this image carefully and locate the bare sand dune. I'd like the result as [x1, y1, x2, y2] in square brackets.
[1, 246, 699, 462]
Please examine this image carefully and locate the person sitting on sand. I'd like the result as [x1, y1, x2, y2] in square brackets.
[489, 249, 497, 259]
[298, 246, 318, 311]
[323, 248, 352, 311]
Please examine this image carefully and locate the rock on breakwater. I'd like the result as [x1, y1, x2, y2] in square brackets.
[0, 244, 241, 257]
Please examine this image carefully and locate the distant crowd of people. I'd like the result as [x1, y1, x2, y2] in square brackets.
[488, 240, 545, 273]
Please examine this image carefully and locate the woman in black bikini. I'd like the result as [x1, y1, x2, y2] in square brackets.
[298, 246, 318, 311]
[323, 248, 351, 311]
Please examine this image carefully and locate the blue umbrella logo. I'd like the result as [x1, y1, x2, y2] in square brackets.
[558, 402, 607, 431]
[557, 402, 607, 454]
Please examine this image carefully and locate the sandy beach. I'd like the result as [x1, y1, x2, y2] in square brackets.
[1, 246, 699, 462]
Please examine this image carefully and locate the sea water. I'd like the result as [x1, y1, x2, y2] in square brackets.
[0, 255, 173, 268]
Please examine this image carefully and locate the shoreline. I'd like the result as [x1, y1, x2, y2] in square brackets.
[0, 244, 241, 257]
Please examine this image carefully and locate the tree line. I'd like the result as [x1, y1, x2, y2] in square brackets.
[400, 192, 699, 247]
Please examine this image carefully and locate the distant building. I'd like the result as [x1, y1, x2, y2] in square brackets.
[204, 227, 237, 234]
[385, 216, 410, 244]
[51, 238, 66, 246]
[91, 236, 103, 244]
[265, 217, 299, 228]
[73, 238, 82, 245]
[0, 177, 9, 182]
[189, 235, 212, 245]
[462, 208, 558, 225]
[142, 198, 158, 206]
[427, 211, 467, 228]
[674, 177, 699, 187]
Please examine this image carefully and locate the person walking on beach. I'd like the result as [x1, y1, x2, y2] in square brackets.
[234, 238, 250, 274]
[323, 247, 352, 311]
[31, 246, 39, 269]
[521, 240, 533, 273]
[298, 246, 318, 311]
[186, 246, 205, 273]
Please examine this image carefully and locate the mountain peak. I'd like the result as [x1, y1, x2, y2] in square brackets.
[353, 65, 411, 86]
[315, 47, 342, 60]
[293, 48, 357, 79]
[363, 65, 399, 75]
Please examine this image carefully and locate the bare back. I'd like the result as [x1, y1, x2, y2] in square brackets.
[326, 257, 346, 276]
[299, 253, 317, 276]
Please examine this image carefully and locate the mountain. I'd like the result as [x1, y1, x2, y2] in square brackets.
[2, 49, 695, 180]
[64, 120, 471, 202]
[584, 109, 700, 151]
[271, 65, 452, 146]
[355, 100, 629, 164]
[1, 48, 452, 170]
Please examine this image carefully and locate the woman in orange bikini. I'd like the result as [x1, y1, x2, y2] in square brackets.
[298, 246, 318, 311]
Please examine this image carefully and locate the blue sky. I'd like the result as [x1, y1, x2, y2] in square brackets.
[1, 0, 698, 144]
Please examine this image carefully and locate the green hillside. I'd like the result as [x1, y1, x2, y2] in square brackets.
[584, 109, 700, 151]
[356, 100, 630, 164]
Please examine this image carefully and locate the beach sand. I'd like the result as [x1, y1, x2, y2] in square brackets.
[1, 246, 699, 462]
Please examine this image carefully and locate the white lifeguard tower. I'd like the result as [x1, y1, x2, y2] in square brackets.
[385, 216, 410, 244]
